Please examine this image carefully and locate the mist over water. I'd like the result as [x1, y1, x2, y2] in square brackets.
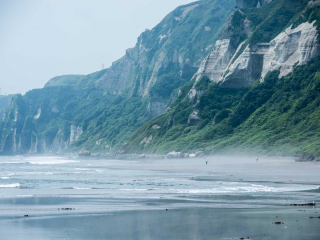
[0, 155, 319, 239]
[0, 156, 319, 207]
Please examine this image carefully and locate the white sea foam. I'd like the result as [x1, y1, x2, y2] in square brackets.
[0, 177, 10, 179]
[0, 158, 79, 165]
[0, 183, 20, 188]
[174, 184, 320, 194]
[73, 187, 91, 190]
[28, 159, 79, 165]
[121, 189, 148, 191]
[0, 162, 25, 164]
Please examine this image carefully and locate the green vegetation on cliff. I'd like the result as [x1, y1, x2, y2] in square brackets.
[3, 0, 320, 157]
[124, 0, 320, 156]
[124, 56, 320, 157]
[0, 84, 149, 154]
[0, 0, 236, 155]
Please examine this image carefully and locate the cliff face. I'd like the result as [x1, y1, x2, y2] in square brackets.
[5, 0, 319, 156]
[261, 21, 320, 78]
[188, 0, 319, 123]
[123, 0, 320, 156]
[0, 95, 12, 118]
[192, 0, 319, 91]
[93, 0, 235, 117]
[0, 92, 83, 155]
[221, 21, 320, 88]
[0, 0, 235, 155]
[195, 39, 234, 84]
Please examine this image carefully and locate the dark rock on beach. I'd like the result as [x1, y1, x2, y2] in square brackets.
[296, 152, 315, 162]
[273, 222, 284, 225]
[78, 151, 91, 157]
[290, 203, 316, 206]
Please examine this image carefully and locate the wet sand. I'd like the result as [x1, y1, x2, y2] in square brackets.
[114, 156, 320, 185]
[0, 202, 319, 240]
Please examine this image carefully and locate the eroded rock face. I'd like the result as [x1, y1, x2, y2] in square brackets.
[48, 125, 83, 154]
[221, 43, 269, 88]
[261, 21, 320, 79]
[93, 0, 234, 120]
[50, 129, 66, 154]
[187, 88, 206, 105]
[94, 56, 134, 95]
[236, 0, 272, 8]
[188, 110, 201, 126]
[140, 135, 153, 145]
[188, 9, 253, 100]
[34, 108, 41, 119]
[308, 0, 320, 9]
[147, 97, 166, 119]
[195, 39, 233, 84]
[296, 152, 315, 162]
[220, 21, 320, 88]
[70, 125, 83, 144]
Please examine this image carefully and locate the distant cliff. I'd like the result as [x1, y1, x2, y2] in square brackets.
[0, 95, 12, 117]
[0, 0, 235, 155]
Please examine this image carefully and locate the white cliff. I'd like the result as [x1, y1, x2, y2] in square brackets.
[221, 43, 269, 88]
[140, 135, 153, 145]
[308, 0, 320, 9]
[261, 21, 320, 79]
[220, 21, 320, 88]
[50, 129, 66, 153]
[195, 39, 233, 84]
[188, 110, 201, 126]
[70, 125, 83, 144]
[187, 39, 235, 103]
[50, 125, 83, 153]
[34, 108, 41, 119]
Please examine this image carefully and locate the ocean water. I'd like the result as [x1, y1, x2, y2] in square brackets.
[0, 155, 319, 208]
[0, 155, 319, 239]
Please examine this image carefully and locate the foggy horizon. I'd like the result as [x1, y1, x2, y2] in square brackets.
[0, 0, 194, 95]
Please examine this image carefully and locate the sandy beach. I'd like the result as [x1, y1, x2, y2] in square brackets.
[0, 155, 319, 239]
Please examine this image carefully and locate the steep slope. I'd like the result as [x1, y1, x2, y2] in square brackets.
[0, 0, 235, 155]
[0, 86, 149, 154]
[124, 0, 320, 156]
[94, 0, 235, 118]
[0, 95, 12, 117]
[0, 72, 149, 154]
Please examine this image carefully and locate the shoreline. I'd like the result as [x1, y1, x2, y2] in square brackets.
[0, 152, 299, 159]
[1, 203, 319, 240]
[2, 152, 320, 165]
[0, 155, 319, 239]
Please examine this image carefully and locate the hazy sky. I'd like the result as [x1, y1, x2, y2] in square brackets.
[0, 0, 195, 95]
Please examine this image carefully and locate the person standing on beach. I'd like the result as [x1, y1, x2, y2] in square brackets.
[256, 157, 259, 162]
[206, 160, 208, 165]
